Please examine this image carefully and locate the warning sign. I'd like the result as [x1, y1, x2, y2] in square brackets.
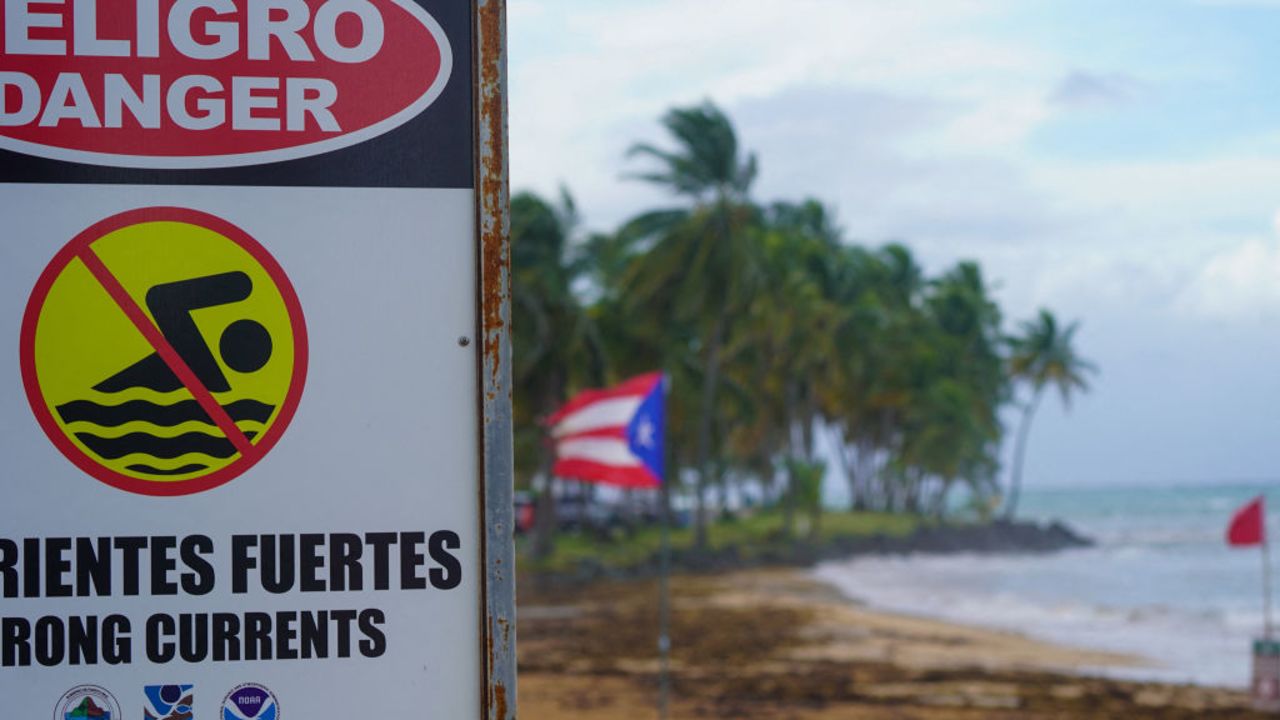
[19, 207, 307, 496]
[0, 2, 512, 717]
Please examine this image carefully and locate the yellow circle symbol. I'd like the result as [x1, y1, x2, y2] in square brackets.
[20, 208, 308, 496]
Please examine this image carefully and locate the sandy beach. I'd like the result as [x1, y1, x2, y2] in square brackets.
[517, 569, 1267, 719]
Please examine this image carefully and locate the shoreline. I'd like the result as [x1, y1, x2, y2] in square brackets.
[527, 517, 1093, 588]
[741, 568, 1147, 678]
[517, 567, 1264, 718]
[811, 542, 1257, 690]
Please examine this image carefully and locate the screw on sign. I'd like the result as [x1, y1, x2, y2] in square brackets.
[20, 207, 307, 496]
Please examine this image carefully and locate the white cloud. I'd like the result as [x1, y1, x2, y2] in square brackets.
[925, 92, 1053, 154]
[510, 0, 1280, 317]
[508, 0, 1280, 484]
[1178, 215, 1280, 320]
[509, 0, 1051, 222]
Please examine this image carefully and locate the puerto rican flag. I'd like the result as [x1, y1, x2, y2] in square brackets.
[546, 372, 666, 488]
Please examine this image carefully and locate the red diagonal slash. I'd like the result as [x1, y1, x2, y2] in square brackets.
[79, 247, 258, 460]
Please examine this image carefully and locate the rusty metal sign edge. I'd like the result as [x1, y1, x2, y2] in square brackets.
[474, 1, 517, 718]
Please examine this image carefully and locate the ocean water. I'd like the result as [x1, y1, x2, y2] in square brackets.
[813, 482, 1280, 688]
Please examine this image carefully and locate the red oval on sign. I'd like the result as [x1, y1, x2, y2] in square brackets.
[0, 0, 451, 168]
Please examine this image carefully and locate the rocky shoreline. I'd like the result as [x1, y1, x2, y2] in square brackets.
[532, 519, 1093, 586]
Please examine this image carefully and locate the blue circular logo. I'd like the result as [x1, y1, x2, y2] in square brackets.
[221, 684, 278, 720]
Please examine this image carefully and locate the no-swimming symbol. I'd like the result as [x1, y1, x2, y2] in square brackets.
[20, 208, 308, 496]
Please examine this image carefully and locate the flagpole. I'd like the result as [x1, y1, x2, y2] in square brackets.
[1266, 514, 1274, 640]
[657, 373, 672, 720]
[658, 481, 672, 720]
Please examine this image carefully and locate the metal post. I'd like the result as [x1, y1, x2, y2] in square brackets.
[476, 1, 517, 718]
[1266, 530, 1274, 640]
[658, 483, 673, 720]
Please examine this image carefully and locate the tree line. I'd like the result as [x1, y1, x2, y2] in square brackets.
[512, 101, 1095, 552]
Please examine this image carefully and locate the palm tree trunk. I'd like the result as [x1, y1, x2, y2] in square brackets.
[533, 375, 566, 559]
[932, 478, 954, 519]
[875, 411, 896, 511]
[801, 403, 816, 462]
[830, 427, 860, 512]
[1004, 390, 1043, 520]
[862, 441, 878, 511]
[861, 439, 879, 509]
[782, 380, 799, 539]
[905, 471, 922, 515]
[693, 310, 728, 550]
[532, 461, 558, 559]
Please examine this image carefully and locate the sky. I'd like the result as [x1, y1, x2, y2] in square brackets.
[507, 0, 1280, 488]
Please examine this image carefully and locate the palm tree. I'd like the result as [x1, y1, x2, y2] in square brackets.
[1004, 310, 1097, 519]
[732, 201, 841, 536]
[623, 101, 760, 548]
[845, 244, 927, 511]
[895, 262, 1006, 517]
[510, 189, 605, 557]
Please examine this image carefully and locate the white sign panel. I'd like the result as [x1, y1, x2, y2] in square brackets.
[0, 2, 490, 717]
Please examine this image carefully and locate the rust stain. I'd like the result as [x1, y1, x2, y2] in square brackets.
[477, 2, 516, 718]
[487, 612, 514, 719]
[493, 684, 508, 719]
[477, 0, 511, 393]
[487, 615, 497, 678]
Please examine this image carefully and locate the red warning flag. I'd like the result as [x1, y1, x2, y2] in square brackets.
[1228, 496, 1267, 547]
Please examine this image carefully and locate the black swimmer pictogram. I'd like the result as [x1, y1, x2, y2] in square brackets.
[55, 271, 277, 477]
[94, 271, 272, 393]
[23, 207, 308, 496]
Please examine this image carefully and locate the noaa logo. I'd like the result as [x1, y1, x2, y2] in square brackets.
[54, 685, 121, 720]
[222, 684, 279, 720]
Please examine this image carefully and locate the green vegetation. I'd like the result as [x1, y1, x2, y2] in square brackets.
[519, 510, 922, 575]
[511, 101, 1096, 557]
